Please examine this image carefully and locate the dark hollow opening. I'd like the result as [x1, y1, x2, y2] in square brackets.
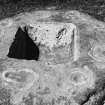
[7, 26, 40, 60]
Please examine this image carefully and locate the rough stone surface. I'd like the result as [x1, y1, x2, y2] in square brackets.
[0, 10, 105, 105]
[28, 22, 76, 49]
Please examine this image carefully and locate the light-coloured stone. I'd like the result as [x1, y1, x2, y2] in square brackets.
[88, 42, 105, 62]
[27, 22, 80, 64]
[2, 68, 39, 90]
[62, 66, 96, 93]
[0, 10, 105, 105]
[28, 22, 76, 50]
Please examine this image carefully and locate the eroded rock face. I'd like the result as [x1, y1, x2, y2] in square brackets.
[0, 10, 105, 105]
[27, 22, 79, 64]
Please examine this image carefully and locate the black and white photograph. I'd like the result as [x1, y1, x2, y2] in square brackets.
[0, 0, 105, 105]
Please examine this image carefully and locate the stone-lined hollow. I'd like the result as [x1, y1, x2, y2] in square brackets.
[7, 26, 40, 60]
